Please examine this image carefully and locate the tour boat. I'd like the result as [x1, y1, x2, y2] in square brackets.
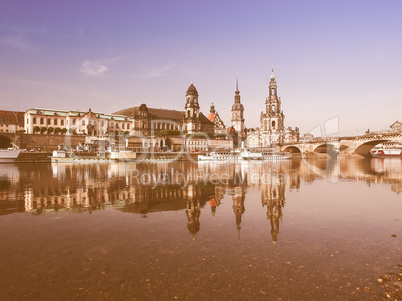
[198, 151, 240, 161]
[240, 150, 263, 160]
[51, 149, 111, 163]
[371, 148, 402, 158]
[198, 149, 291, 161]
[260, 150, 292, 160]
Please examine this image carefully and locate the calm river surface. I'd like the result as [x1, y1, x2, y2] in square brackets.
[0, 158, 401, 300]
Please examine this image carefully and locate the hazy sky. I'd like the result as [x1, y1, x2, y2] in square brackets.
[1, 0, 401, 135]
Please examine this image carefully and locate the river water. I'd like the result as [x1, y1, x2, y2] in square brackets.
[0, 158, 401, 300]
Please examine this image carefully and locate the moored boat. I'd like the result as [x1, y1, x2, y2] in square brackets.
[371, 148, 402, 158]
[260, 150, 291, 160]
[240, 150, 263, 160]
[51, 149, 111, 163]
[198, 151, 240, 161]
[198, 149, 291, 161]
[0, 143, 21, 161]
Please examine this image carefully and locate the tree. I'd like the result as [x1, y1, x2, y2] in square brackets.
[33, 126, 40, 134]
[68, 128, 75, 135]
[47, 127, 54, 134]
[54, 127, 61, 134]
[61, 128, 67, 134]
[40, 127, 47, 134]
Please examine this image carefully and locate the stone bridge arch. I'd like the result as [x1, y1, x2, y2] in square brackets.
[354, 139, 389, 158]
[283, 145, 301, 154]
[313, 143, 338, 158]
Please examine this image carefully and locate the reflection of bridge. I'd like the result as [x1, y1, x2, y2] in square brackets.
[279, 132, 402, 157]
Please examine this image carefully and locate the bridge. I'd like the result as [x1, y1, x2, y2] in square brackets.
[0, 132, 20, 148]
[278, 131, 402, 158]
[2, 131, 402, 157]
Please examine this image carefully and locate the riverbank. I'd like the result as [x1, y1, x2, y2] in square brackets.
[377, 263, 402, 300]
[15, 152, 51, 163]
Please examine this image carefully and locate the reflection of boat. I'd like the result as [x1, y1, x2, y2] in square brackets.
[371, 148, 402, 158]
[0, 143, 21, 161]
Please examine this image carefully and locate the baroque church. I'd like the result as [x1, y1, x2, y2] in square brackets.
[114, 68, 298, 148]
[245, 68, 299, 147]
[114, 83, 215, 135]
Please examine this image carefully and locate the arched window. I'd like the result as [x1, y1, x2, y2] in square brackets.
[272, 105, 275, 113]
[271, 88, 275, 95]
[272, 120, 276, 128]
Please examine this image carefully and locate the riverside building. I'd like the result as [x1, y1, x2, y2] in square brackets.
[24, 108, 134, 136]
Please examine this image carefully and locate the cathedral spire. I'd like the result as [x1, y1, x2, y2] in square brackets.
[270, 66, 275, 81]
[235, 76, 240, 98]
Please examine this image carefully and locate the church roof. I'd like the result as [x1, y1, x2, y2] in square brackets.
[200, 113, 213, 125]
[148, 108, 184, 120]
[186, 83, 198, 96]
[207, 112, 216, 122]
[390, 120, 402, 128]
[114, 106, 213, 125]
[114, 106, 184, 120]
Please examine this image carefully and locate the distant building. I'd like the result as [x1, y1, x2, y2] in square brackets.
[24, 108, 134, 136]
[207, 101, 227, 134]
[114, 83, 214, 135]
[246, 68, 299, 148]
[0, 110, 25, 133]
[390, 120, 402, 132]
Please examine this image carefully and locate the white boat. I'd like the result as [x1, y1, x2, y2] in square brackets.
[198, 149, 291, 161]
[240, 150, 263, 160]
[198, 151, 240, 161]
[51, 149, 110, 163]
[0, 143, 21, 160]
[260, 150, 291, 160]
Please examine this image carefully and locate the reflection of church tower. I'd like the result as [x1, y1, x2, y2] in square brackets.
[231, 77, 245, 142]
[232, 186, 246, 240]
[261, 175, 285, 244]
[209, 186, 225, 218]
[184, 83, 201, 133]
[185, 185, 201, 240]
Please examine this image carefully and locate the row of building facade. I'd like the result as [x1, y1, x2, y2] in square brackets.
[2, 68, 302, 148]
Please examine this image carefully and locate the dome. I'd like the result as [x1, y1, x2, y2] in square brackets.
[186, 82, 198, 96]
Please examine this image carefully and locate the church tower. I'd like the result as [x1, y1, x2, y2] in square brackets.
[184, 82, 201, 133]
[231, 77, 245, 139]
[261, 67, 285, 145]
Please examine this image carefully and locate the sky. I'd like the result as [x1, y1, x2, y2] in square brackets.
[0, 0, 401, 136]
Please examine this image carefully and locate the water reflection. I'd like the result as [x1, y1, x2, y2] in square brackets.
[0, 158, 401, 241]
